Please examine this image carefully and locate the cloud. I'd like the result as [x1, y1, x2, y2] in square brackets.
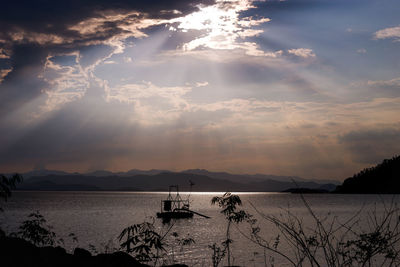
[0, 0, 216, 75]
[0, 48, 10, 58]
[170, 0, 272, 56]
[351, 76, 400, 98]
[195, 81, 209, 87]
[0, 68, 12, 83]
[339, 128, 400, 164]
[39, 52, 89, 114]
[0, 44, 50, 116]
[1, 0, 399, 180]
[0, 1, 214, 40]
[367, 77, 400, 88]
[374, 25, 400, 41]
[0, 3, 217, 117]
[0, 0, 276, 120]
[287, 48, 316, 58]
[1, 84, 400, 179]
[357, 48, 367, 54]
[104, 81, 192, 123]
[123, 56, 132, 63]
[159, 47, 284, 65]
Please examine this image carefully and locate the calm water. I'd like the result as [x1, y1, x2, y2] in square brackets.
[1, 191, 399, 266]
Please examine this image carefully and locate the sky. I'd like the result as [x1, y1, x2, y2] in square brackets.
[0, 0, 399, 181]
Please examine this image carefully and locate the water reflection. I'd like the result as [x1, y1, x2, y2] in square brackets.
[1, 191, 399, 265]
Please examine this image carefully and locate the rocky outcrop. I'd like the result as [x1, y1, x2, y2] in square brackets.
[0, 236, 187, 267]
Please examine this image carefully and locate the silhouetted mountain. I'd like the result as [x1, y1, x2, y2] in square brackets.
[84, 170, 115, 177]
[122, 169, 171, 176]
[246, 179, 329, 192]
[318, 183, 337, 192]
[23, 169, 71, 178]
[283, 188, 329, 193]
[335, 155, 400, 193]
[181, 169, 263, 183]
[22, 168, 340, 185]
[20, 180, 100, 191]
[17, 172, 335, 192]
[182, 169, 340, 185]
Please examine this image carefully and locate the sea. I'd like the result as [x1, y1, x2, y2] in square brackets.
[1, 191, 399, 266]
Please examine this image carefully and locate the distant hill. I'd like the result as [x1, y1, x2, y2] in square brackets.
[335, 155, 400, 194]
[22, 168, 340, 185]
[23, 169, 72, 178]
[17, 172, 335, 192]
[282, 188, 330, 194]
[181, 169, 339, 185]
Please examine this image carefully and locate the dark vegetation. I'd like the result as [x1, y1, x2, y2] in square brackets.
[335, 155, 400, 193]
[0, 235, 148, 267]
[0, 173, 22, 236]
[0, 173, 22, 203]
[210, 192, 250, 266]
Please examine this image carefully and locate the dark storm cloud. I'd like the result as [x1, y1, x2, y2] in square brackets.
[338, 128, 400, 164]
[0, 0, 215, 55]
[0, 0, 215, 36]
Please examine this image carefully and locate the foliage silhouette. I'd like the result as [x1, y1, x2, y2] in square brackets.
[119, 219, 165, 263]
[211, 192, 250, 266]
[0, 173, 22, 236]
[209, 242, 227, 267]
[238, 194, 400, 267]
[0, 173, 22, 205]
[16, 210, 59, 246]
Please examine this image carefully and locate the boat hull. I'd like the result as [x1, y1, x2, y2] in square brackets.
[156, 211, 193, 219]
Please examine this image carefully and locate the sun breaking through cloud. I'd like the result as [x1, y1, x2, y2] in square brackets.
[0, 0, 400, 180]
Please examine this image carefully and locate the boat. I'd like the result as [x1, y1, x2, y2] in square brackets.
[156, 185, 193, 219]
[156, 185, 210, 220]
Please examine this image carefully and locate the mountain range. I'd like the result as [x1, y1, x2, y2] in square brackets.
[16, 169, 339, 192]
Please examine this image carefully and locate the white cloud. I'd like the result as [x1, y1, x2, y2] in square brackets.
[6, 10, 167, 50]
[123, 57, 132, 63]
[8, 30, 70, 45]
[287, 48, 316, 58]
[105, 81, 192, 123]
[39, 52, 89, 113]
[374, 25, 400, 41]
[367, 77, 400, 88]
[69, 11, 150, 38]
[170, 0, 271, 57]
[159, 47, 285, 65]
[104, 60, 117, 64]
[357, 48, 367, 54]
[195, 81, 209, 87]
[191, 97, 400, 132]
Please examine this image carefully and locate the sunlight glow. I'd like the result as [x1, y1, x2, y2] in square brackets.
[170, 0, 270, 53]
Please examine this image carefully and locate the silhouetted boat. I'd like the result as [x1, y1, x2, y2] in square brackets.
[156, 185, 210, 219]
